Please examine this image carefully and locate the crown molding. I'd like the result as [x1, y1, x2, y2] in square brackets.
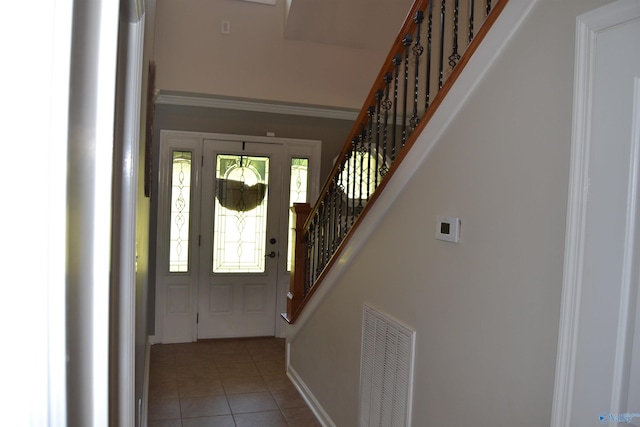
[154, 92, 359, 121]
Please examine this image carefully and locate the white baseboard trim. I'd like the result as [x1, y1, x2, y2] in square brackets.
[140, 336, 152, 427]
[287, 365, 336, 427]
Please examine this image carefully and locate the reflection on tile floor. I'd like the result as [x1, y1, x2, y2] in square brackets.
[148, 338, 321, 427]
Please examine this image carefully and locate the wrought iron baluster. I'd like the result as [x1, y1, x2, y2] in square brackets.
[486, 0, 491, 16]
[323, 194, 330, 269]
[349, 143, 356, 226]
[391, 55, 401, 162]
[366, 107, 374, 201]
[411, 11, 424, 130]
[374, 90, 383, 189]
[317, 203, 325, 275]
[401, 35, 411, 148]
[338, 161, 345, 240]
[469, 0, 475, 43]
[358, 127, 365, 211]
[439, 0, 446, 89]
[381, 73, 392, 177]
[332, 176, 340, 251]
[310, 217, 317, 284]
[345, 147, 351, 228]
[425, 1, 433, 111]
[449, 0, 461, 70]
[305, 227, 313, 295]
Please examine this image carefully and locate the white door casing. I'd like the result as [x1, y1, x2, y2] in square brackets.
[552, 1, 640, 426]
[155, 131, 320, 343]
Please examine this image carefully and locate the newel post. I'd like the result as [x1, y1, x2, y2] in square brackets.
[285, 202, 312, 323]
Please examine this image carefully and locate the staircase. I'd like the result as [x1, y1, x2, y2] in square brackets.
[284, 0, 510, 324]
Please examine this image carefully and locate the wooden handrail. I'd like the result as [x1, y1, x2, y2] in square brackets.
[284, 0, 509, 324]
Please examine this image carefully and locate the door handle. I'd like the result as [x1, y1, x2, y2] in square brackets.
[266, 251, 277, 258]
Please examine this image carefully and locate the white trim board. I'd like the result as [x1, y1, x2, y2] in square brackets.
[155, 92, 360, 121]
[287, 365, 336, 427]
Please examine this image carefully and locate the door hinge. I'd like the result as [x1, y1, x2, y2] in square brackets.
[196, 313, 199, 324]
[198, 235, 201, 246]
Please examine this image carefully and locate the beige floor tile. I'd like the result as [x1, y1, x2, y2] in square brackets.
[148, 419, 183, 427]
[148, 338, 318, 426]
[216, 361, 260, 379]
[221, 376, 268, 395]
[179, 377, 225, 398]
[233, 410, 288, 427]
[148, 398, 181, 421]
[270, 388, 308, 410]
[181, 415, 235, 427]
[180, 395, 231, 418]
[281, 407, 322, 427]
[262, 374, 296, 391]
[227, 392, 279, 414]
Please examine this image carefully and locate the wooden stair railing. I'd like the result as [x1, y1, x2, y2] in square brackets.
[284, 0, 509, 324]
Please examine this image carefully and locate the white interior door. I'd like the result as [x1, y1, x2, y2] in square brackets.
[552, 2, 640, 425]
[198, 140, 283, 339]
[155, 131, 321, 343]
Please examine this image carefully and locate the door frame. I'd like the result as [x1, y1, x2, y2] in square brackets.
[551, 1, 640, 425]
[154, 130, 321, 343]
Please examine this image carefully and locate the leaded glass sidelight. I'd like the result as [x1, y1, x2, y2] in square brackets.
[287, 158, 309, 271]
[169, 151, 192, 272]
[213, 154, 269, 273]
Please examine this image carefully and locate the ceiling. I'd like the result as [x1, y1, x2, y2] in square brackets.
[283, 0, 414, 51]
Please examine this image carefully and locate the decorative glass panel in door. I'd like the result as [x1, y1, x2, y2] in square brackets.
[213, 154, 269, 273]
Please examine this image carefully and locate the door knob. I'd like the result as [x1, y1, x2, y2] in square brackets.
[266, 251, 277, 258]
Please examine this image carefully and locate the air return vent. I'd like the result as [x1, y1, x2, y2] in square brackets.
[359, 304, 415, 427]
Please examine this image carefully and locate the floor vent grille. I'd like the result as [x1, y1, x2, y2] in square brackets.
[359, 304, 415, 427]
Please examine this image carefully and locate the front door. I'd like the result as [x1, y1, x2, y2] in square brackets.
[155, 131, 320, 343]
[197, 140, 282, 338]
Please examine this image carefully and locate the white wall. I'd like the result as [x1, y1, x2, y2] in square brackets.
[152, 0, 391, 109]
[288, 0, 614, 426]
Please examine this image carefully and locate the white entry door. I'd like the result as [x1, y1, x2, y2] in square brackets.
[197, 140, 282, 338]
[155, 131, 320, 343]
[552, 2, 640, 426]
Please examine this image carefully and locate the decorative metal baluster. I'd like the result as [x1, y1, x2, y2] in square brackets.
[439, 0, 446, 89]
[391, 55, 401, 162]
[425, 1, 433, 111]
[341, 155, 349, 235]
[302, 229, 313, 298]
[381, 73, 392, 177]
[309, 217, 320, 286]
[449, 0, 461, 70]
[411, 11, 424, 130]
[358, 127, 365, 212]
[331, 178, 339, 252]
[337, 163, 344, 241]
[323, 194, 331, 269]
[366, 108, 374, 201]
[486, 0, 491, 16]
[374, 90, 383, 189]
[350, 142, 357, 226]
[469, 0, 475, 43]
[305, 227, 313, 295]
[401, 35, 411, 148]
[317, 202, 325, 275]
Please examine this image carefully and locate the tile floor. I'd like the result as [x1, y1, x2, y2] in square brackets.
[148, 337, 321, 427]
